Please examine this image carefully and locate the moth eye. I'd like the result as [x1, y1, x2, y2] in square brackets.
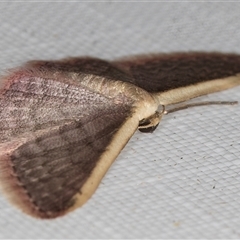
[138, 124, 159, 133]
[139, 118, 151, 126]
[138, 111, 163, 133]
[138, 118, 159, 133]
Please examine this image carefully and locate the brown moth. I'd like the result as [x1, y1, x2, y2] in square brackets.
[0, 52, 239, 219]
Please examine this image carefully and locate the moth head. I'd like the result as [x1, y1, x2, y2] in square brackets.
[138, 107, 165, 133]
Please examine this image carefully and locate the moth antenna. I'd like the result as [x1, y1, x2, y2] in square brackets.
[165, 101, 238, 114]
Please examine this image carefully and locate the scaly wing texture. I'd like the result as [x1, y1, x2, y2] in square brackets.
[39, 52, 240, 105]
[113, 52, 240, 104]
[23, 52, 240, 96]
[0, 65, 139, 218]
[24, 57, 134, 85]
[112, 52, 240, 92]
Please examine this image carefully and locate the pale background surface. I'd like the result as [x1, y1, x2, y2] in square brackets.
[0, 2, 240, 239]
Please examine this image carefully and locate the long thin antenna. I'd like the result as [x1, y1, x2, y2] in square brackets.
[165, 101, 238, 114]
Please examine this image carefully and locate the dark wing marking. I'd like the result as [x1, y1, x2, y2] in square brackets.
[0, 109, 135, 219]
[112, 52, 240, 92]
[0, 69, 140, 218]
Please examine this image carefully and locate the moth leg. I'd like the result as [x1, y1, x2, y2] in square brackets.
[138, 106, 165, 133]
[165, 101, 238, 114]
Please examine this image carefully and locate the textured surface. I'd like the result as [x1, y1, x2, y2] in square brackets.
[0, 2, 240, 238]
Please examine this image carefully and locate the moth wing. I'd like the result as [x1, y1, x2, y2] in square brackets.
[112, 52, 240, 104]
[24, 56, 134, 84]
[0, 68, 140, 218]
[0, 115, 137, 219]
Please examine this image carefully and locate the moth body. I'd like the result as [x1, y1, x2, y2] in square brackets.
[0, 52, 239, 218]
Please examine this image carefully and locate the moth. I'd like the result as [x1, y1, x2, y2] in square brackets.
[0, 52, 239, 219]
